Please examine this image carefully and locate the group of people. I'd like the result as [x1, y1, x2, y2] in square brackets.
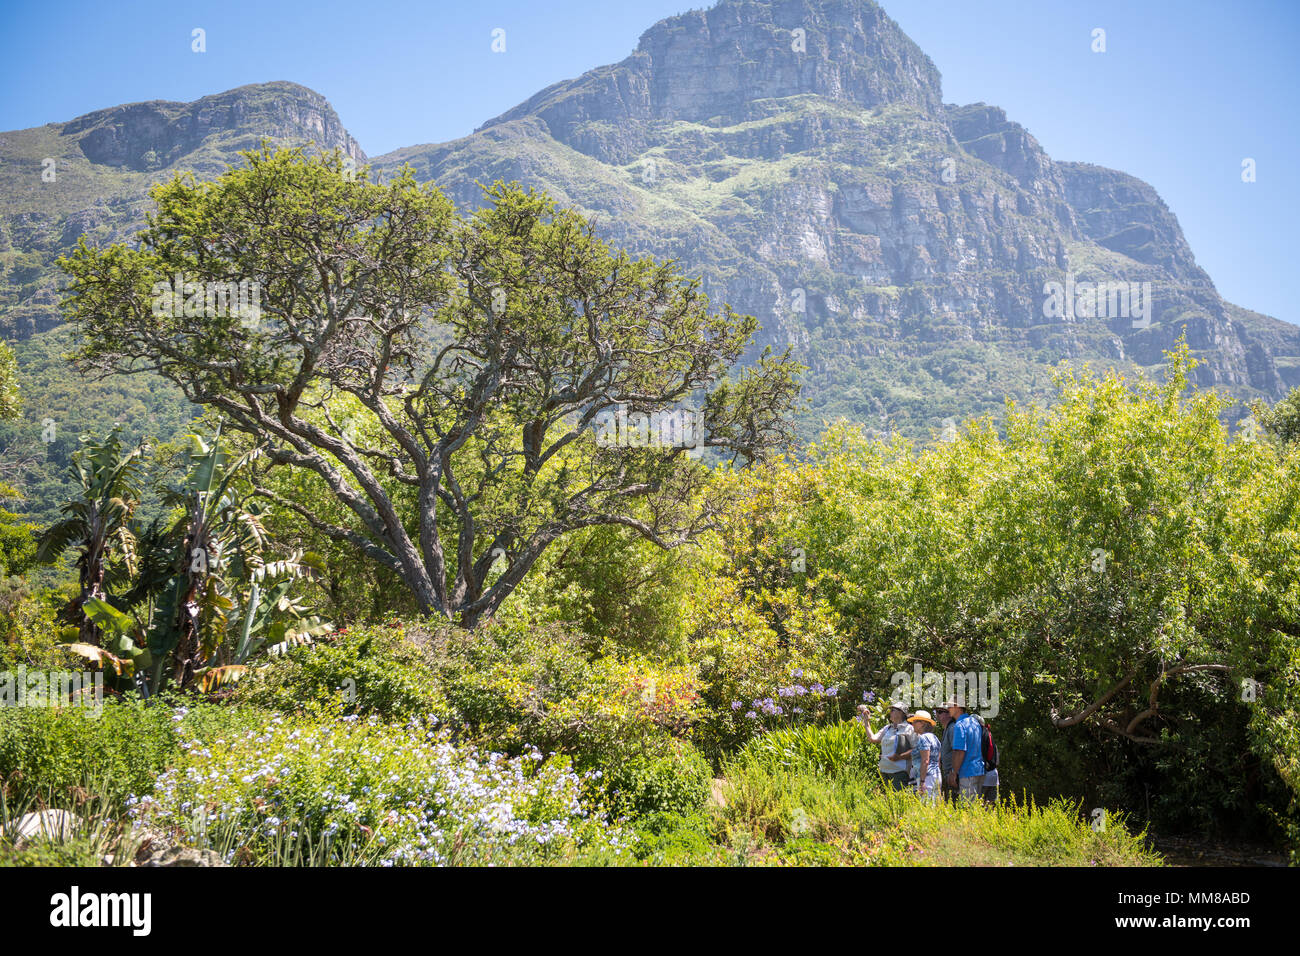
[859, 700, 999, 804]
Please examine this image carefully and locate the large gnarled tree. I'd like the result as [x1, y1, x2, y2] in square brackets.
[61, 147, 799, 626]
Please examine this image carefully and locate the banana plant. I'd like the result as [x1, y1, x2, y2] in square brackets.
[144, 429, 331, 691]
[36, 427, 145, 646]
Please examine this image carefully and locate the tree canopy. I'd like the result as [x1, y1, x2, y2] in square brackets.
[59, 147, 800, 626]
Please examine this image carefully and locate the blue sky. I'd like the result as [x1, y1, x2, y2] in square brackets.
[1, 0, 1297, 323]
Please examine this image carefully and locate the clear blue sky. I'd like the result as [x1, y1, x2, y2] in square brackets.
[2, 0, 1297, 323]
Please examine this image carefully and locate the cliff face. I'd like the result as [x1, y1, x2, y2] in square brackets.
[484, 0, 943, 164]
[377, 0, 1299, 430]
[60, 82, 366, 171]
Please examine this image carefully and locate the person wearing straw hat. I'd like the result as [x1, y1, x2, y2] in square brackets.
[858, 701, 915, 790]
[907, 710, 942, 803]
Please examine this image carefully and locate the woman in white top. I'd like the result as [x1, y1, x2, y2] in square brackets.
[859, 702, 914, 790]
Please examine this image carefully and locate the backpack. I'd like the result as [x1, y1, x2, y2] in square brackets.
[892, 725, 919, 763]
[980, 720, 999, 772]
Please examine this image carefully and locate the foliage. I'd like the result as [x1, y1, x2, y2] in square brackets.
[0, 340, 19, 422]
[34, 426, 145, 651]
[233, 625, 442, 720]
[733, 719, 876, 778]
[0, 772, 146, 867]
[0, 484, 35, 579]
[719, 758, 1159, 866]
[685, 573, 851, 759]
[31, 427, 330, 692]
[0, 578, 63, 670]
[434, 620, 699, 765]
[495, 522, 701, 659]
[701, 343, 1300, 842]
[1257, 387, 1300, 446]
[0, 695, 178, 809]
[597, 740, 712, 822]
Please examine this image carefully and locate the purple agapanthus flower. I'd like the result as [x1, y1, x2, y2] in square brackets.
[864, 690, 876, 703]
[731, 701, 742, 711]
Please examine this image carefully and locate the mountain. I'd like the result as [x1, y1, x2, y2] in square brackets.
[1, 0, 1297, 488]
[371, 0, 1300, 432]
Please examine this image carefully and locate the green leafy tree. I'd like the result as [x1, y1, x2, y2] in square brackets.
[59, 146, 800, 626]
[1257, 388, 1300, 446]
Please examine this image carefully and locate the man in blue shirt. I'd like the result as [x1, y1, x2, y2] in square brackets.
[945, 700, 985, 801]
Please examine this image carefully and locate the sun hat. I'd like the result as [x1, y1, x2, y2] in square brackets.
[907, 710, 935, 728]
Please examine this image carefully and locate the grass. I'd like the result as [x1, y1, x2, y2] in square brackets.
[712, 760, 1162, 866]
[0, 771, 147, 867]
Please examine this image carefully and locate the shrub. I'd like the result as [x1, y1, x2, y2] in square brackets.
[627, 811, 724, 865]
[233, 625, 442, 720]
[0, 695, 178, 808]
[598, 740, 712, 821]
[435, 621, 594, 753]
[686, 577, 851, 759]
[0, 583, 66, 671]
[437, 621, 700, 767]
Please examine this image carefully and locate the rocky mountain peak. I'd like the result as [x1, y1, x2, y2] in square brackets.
[631, 0, 943, 120]
[481, 0, 942, 163]
[59, 81, 365, 172]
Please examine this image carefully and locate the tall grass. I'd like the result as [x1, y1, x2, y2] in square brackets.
[733, 719, 879, 777]
[719, 752, 1162, 866]
[0, 772, 146, 866]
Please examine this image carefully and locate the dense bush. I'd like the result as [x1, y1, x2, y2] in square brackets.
[0, 582, 67, 671]
[436, 620, 699, 766]
[598, 740, 712, 821]
[0, 696, 178, 808]
[233, 625, 442, 720]
[685, 578, 852, 760]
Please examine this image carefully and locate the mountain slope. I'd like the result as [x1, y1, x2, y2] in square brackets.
[0, 80, 364, 339]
